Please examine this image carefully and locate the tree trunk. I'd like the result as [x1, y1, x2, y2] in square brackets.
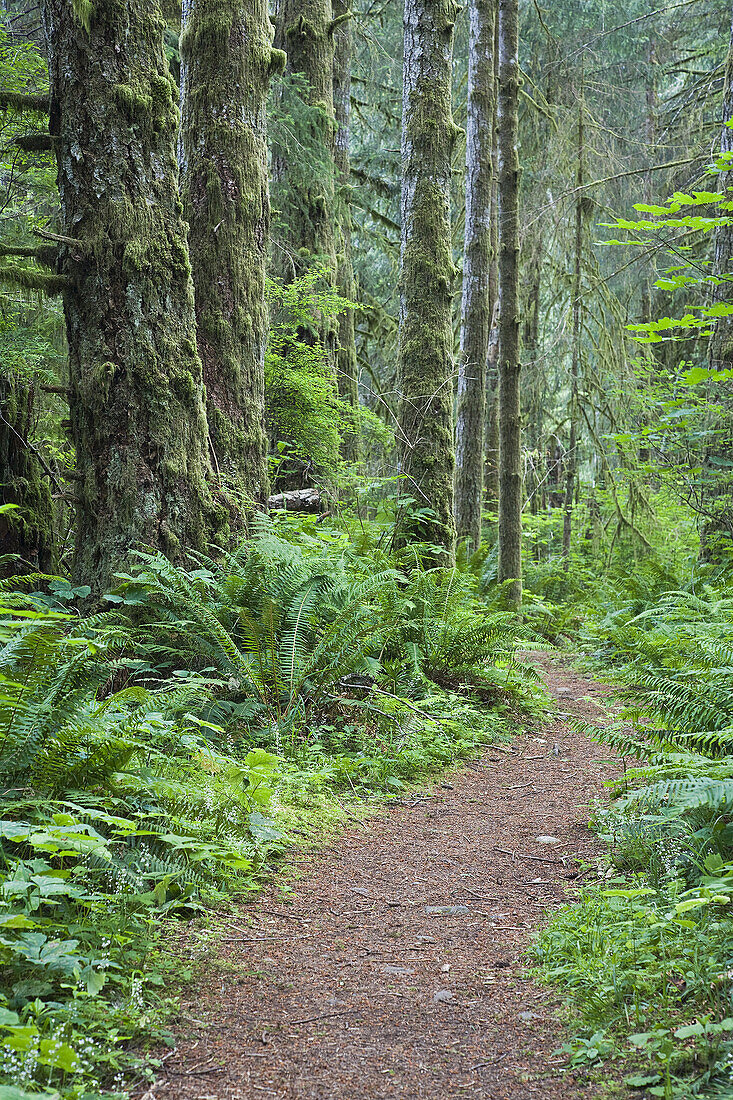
[562, 96, 584, 568]
[179, 0, 281, 530]
[0, 375, 53, 575]
[496, 0, 521, 604]
[454, 0, 495, 553]
[484, 35, 500, 517]
[273, 0, 337, 284]
[397, 0, 457, 561]
[333, 0, 359, 458]
[703, 0, 733, 557]
[43, 0, 213, 593]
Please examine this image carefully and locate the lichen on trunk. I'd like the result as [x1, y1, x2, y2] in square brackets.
[496, 0, 522, 605]
[333, 0, 359, 458]
[397, 0, 458, 560]
[43, 0, 214, 593]
[454, 0, 496, 553]
[703, 1, 733, 559]
[272, 0, 337, 285]
[179, 0, 282, 529]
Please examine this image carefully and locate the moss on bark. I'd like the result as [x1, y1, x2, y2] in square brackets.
[273, 0, 336, 277]
[703, 6, 733, 559]
[397, 0, 457, 560]
[333, 0, 359, 458]
[43, 0, 214, 593]
[496, 0, 521, 606]
[454, 0, 496, 553]
[179, 0, 279, 528]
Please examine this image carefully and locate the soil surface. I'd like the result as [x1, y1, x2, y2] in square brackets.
[151, 651, 618, 1100]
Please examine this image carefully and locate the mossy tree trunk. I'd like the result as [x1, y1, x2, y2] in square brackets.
[397, 0, 457, 561]
[0, 375, 53, 575]
[273, 0, 337, 284]
[484, 38, 500, 517]
[703, 3, 733, 557]
[179, 0, 283, 529]
[333, 0, 359, 458]
[562, 96, 584, 568]
[454, 0, 496, 553]
[43, 0, 214, 593]
[496, 0, 521, 605]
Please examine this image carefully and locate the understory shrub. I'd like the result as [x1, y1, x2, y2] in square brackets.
[0, 514, 533, 1098]
[535, 580, 733, 1098]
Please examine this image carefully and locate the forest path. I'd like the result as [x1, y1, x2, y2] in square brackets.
[155, 651, 617, 1100]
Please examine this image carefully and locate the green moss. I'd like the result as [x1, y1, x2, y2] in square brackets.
[71, 0, 94, 32]
[0, 91, 49, 113]
[113, 83, 153, 118]
[46, 0, 216, 592]
[179, 0, 274, 528]
[0, 263, 68, 296]
[396, 0, 457, 561]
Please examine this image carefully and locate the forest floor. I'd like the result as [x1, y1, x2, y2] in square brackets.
[144, 651, 619, 1100]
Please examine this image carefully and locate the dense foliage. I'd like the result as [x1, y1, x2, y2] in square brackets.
[0, 510, 536, 1097]
[3, 0, 733, 1096]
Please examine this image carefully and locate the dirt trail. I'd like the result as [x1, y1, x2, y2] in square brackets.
[155, 651, 617, 1100]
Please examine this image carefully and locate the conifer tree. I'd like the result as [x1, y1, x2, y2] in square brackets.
[0, 76, 54, 574]
[703, 0, 733, 557]
[273, 0, 337, 286]
[397, 0, 458, 559]
[496, 0, 521, 604]
[179, 0, 284, 527]
[333, 0, 359, 456]
[562, 95, 584, 566]
[454, 0, 496, 553]
[43, 0, 213, 592]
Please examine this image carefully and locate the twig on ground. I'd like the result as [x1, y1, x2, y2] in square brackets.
[223, 932, 321, 944]
[288, 1010, 353, 1025]
[461, 885, 500, 902]
[493, 846, 566, 866]
[258, 908, 308, 922]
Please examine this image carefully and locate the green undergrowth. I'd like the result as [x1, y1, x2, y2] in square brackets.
[0, 514, 535, 1099]
[530, 564, 733, 1098]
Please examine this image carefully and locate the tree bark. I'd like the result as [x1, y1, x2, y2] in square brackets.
[43, 0, 214, 592]
[454, 0, 496, 553]
[496, 0, 521, 604]
[179, 0, 282, 530]
[562, 95, 584, 568]
[273, 0, 337, 284]
[484, 33, 500, 517]
[397, 0, 457, 561]
[702, 0, 733, 557]
[333, 0, 359, 458]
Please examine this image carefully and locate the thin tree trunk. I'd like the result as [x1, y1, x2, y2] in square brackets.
[333, 0, 359, 458]
[484, 36, 500, 517]
[710, 3, 733, 372]
[397, 0, 458, 561]
[43, 0, 213, 592]
[703, 0, 733, 556]
[562, 95, 584, 568]
[640, 29, 656, 326]
[454, 0, 496, 553]
[273, 0, 337, 287]
[179, 0, 282, 529]
[0, 375, 53, 575]
[496, 0, 521, 604]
